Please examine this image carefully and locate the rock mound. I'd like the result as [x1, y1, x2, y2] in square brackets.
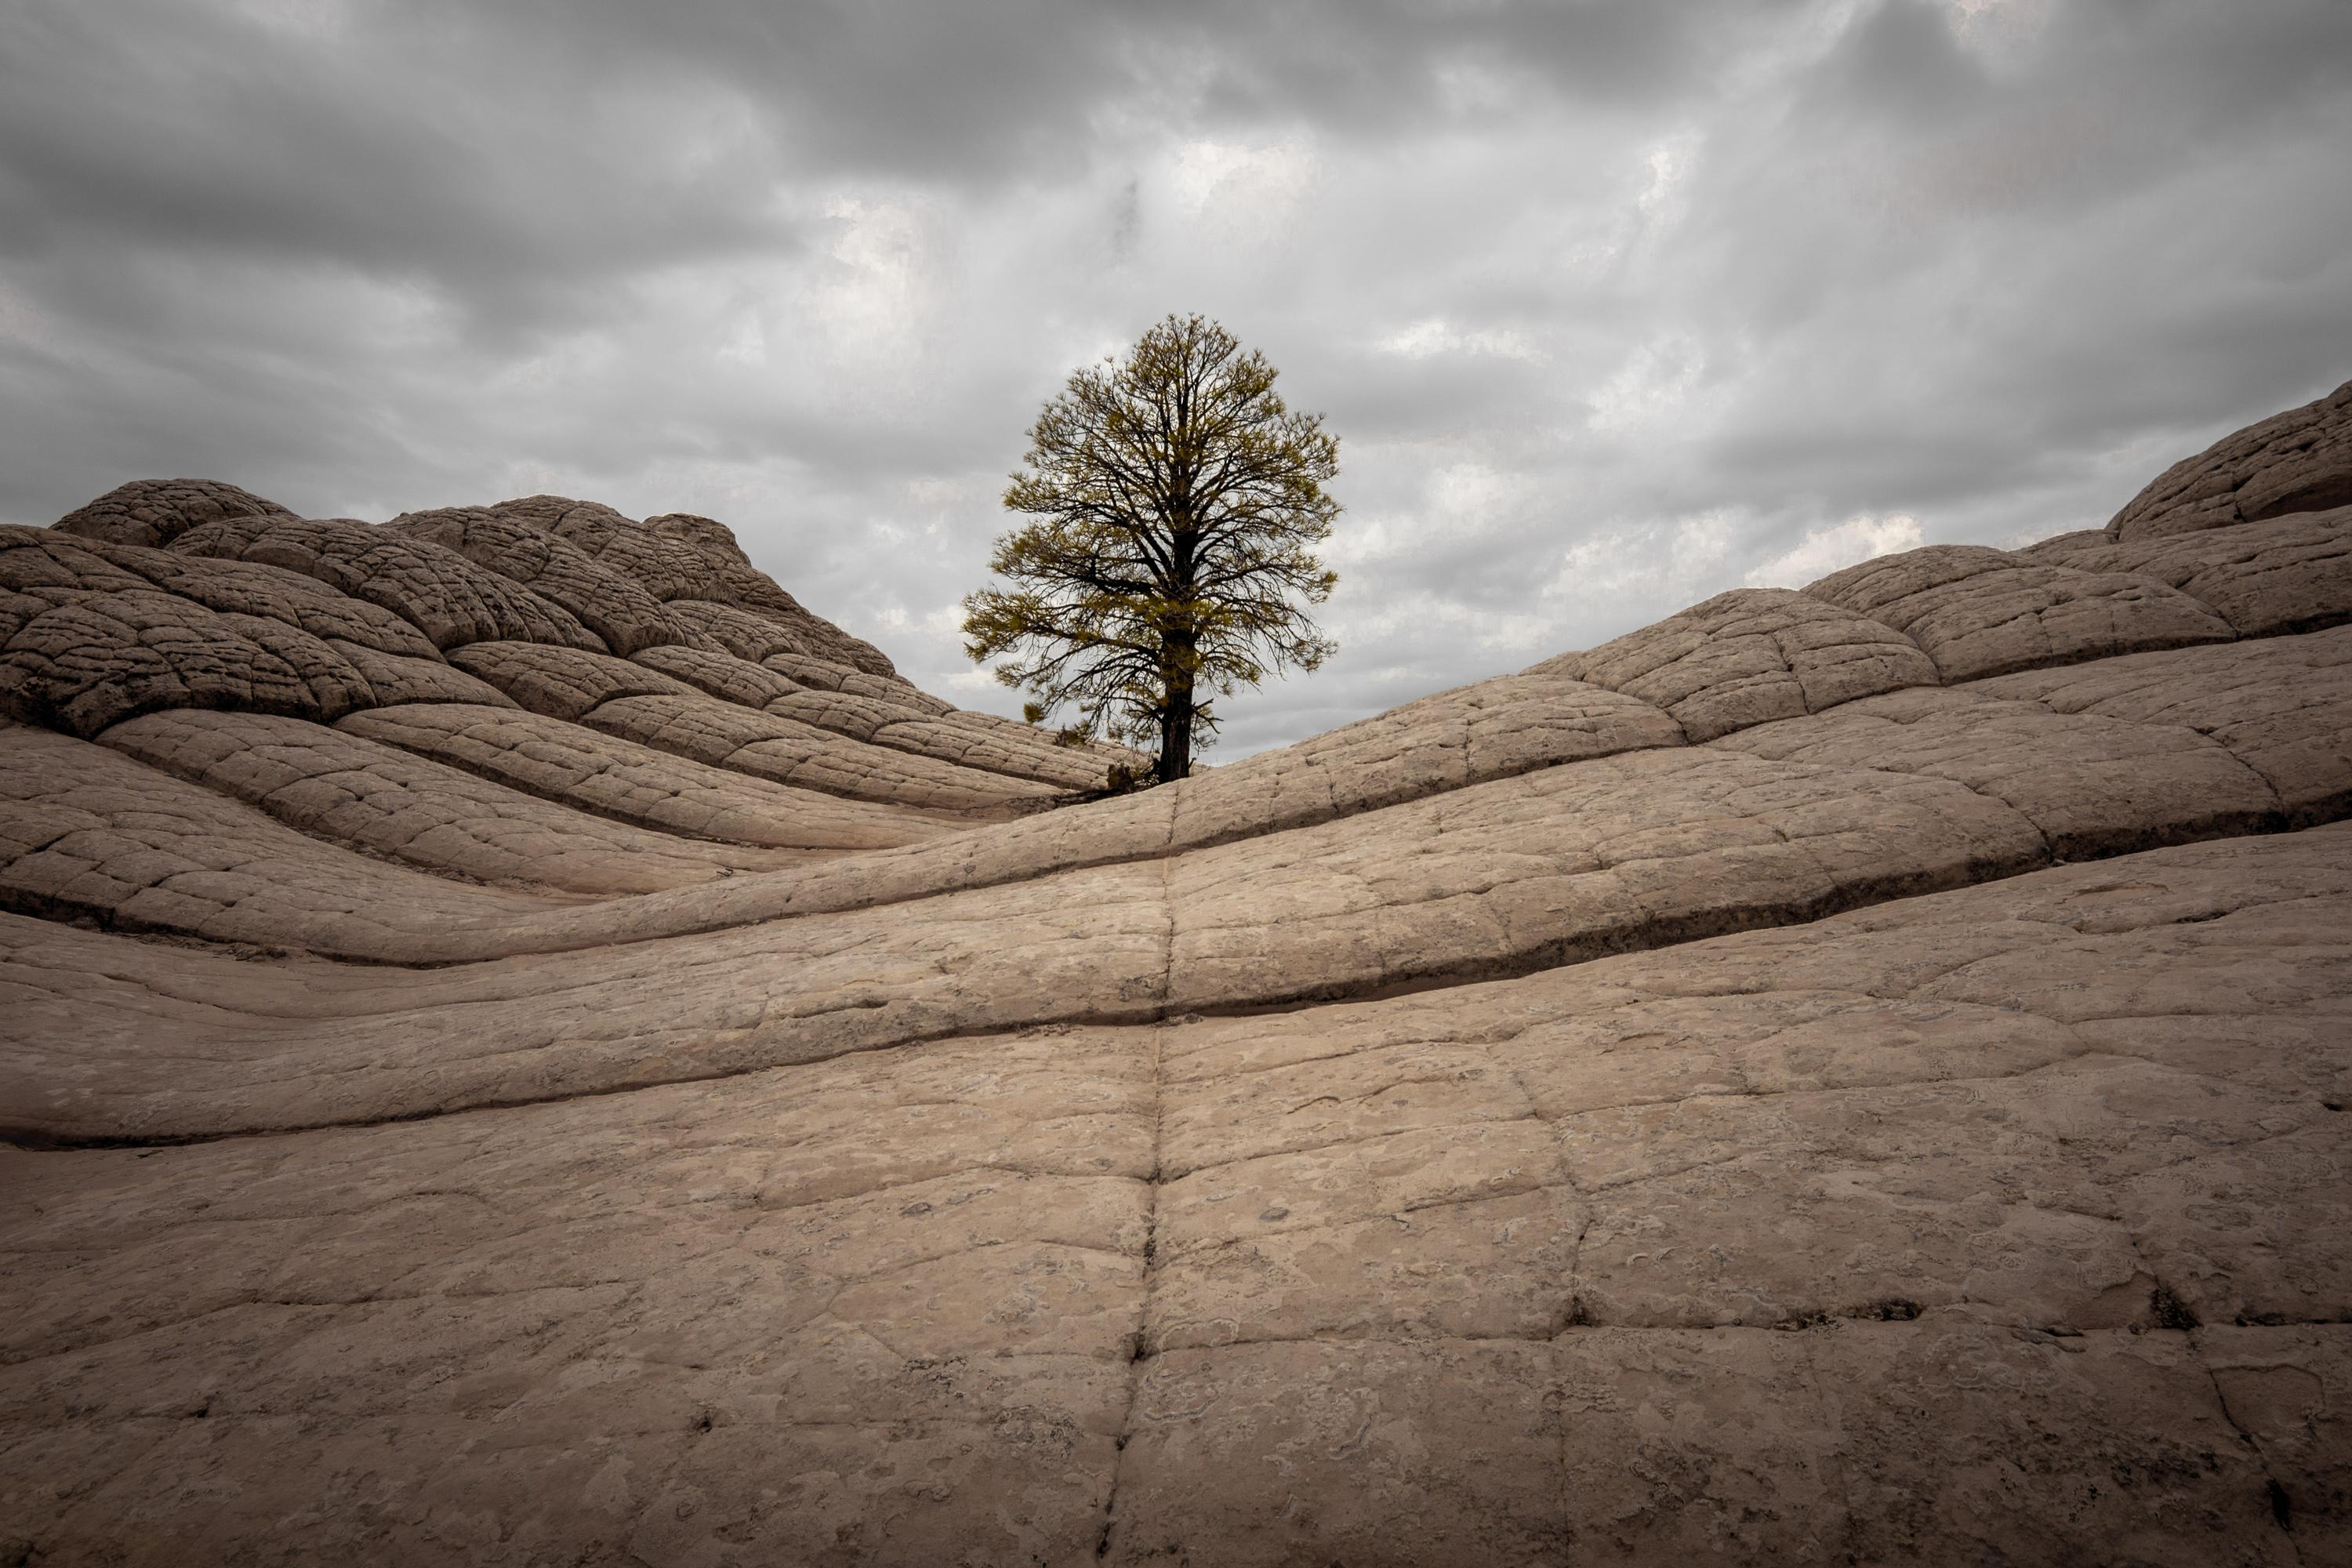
[2110, 376, 2352, 539]
[49, 477, 294, 548]
[5, 387, 2350, 1565]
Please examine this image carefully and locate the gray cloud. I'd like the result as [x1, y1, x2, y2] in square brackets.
[4, 0, 2349, 760]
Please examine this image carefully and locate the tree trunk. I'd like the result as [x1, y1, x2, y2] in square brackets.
[1156, 627, 1196, 784]
[1156, 673, 1194, 783]
[1158, 519, 1200, 784]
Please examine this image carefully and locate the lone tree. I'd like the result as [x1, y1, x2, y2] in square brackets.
[962, 314, 1340, 784]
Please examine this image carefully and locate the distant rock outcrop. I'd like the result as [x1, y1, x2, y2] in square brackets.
[5, 387, 2350, 1566]
[49, 475, 294, 548]
[2110, 376, 2352, 539]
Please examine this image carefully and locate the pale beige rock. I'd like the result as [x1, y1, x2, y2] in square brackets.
[8, 424, 2351, 1563]
[2198, 1326, 2352, 1556]
[1564, 1064, 2184, 1329]
[2, 564, 379, 736]
[0, 848, 1174, 1136]
[662, 594, 829, 662]
[328, 638, 519, 709]
[1163, 743, 2047, 1011]
[1, 524, 512, 734]
[637, 641, 1109, 789]
[387, 505, 680, 655]
[104, 544, 448, 658]
[1108, 1339, 1567, 1566]
[2019, 505, 2352, 636]
[1803, 543, 2235, 681]
[869, 716, 1110, 789]
[172, 514, 608, 652]
[15, 632, 2341, 1085]
[1971, 625, 2352, 825]
[1551, 1322, 2299, 1566]
[491, 495, 900, 676]
[645, 511, 900, 676]
[448, 638, 703, 721]
[1549, 1327, 1846, 1564]
[0, 1026, 1152, 1566]
[764, 683, 948, 742]
[2, 823, 2343, 1563]
[632, 637, 807, 709]
[102, 708, 811, 894]
[583, 691, 1060, 815]
[2110, 377, 2352, 539]
[763, 648, 953, 712]
[1151, 1149, 1580, 1349]
[1167, 665, 1686, 847]
[490, 494, 717, 602]
[1558, 585, 1938, 740]
[0, 723, 568, 956]
[15, 723, 2321, 1134]
[1138, 826, 2352, 1347]
[438, 660, 1671, 913]
[2016, 526, 2113, 560]
[49, 477, 293, 549]
[1711, 683, 2282, 856]
[339, 702, 944, 853]
[1808, 1322, 2293, 1566]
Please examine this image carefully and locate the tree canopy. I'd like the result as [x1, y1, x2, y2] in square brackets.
[962, 314, 1340, 784]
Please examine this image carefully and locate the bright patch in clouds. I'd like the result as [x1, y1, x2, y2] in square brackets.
[1377, 319, 1544, 362]
[1586, 337, 1705, 437]
[1747, 514, 1926, 589]
[1548, 510, 1740, 625]
[1637, 131, 1701, 223]
[804, 194, 939, 372]
[1166, 138, 1320, 230]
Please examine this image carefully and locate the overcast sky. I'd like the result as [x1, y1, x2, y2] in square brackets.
[5, 0, 2350, 757]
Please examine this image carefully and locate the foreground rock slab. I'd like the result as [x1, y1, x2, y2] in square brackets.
[3, 829, 2345, 1564]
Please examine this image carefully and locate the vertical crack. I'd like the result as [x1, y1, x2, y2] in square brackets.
[1095, 848, 1174, 1561]
[2187, 1329, 2307, 1563]
[1794, 1330, 1863, 1566]
[2110, 1212, 2303, 1559]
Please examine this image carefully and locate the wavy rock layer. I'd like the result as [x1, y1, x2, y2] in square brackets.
[6, 396, 2352, 1566]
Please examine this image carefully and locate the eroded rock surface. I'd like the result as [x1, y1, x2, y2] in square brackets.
[3, 832, 2343, 1563]
[338, 702, 945, 855]
[1801, 544, 2234, 681]
[7, 399, 2351, 1566]
[172, 514, 610, 653]
[583, 692, 1062, 815]
[387, 506, 680, 656]
[103, 709, 813, 894]
[2110, 376, 2352, 539]
[2026, 505, 2352, 635]
[1556, 586, 1937, 740]
[50, 477, 294, 549]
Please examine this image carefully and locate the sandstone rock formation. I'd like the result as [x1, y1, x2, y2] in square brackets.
[2109, 378, 2352, 539]
[5, 390, 2351, 1565]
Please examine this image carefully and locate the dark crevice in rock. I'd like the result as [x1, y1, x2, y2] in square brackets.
[2151, 1283, 2203, 1331]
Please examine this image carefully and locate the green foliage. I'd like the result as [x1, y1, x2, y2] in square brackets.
[961, 314, 1340, 782]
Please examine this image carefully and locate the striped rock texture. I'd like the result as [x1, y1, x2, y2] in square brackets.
[5, 391, 2351, 1566]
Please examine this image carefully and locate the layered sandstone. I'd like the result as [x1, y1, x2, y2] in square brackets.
[5, 390, 2351, 1565]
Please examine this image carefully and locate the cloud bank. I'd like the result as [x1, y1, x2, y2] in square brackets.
[4, 0, 2349, 755]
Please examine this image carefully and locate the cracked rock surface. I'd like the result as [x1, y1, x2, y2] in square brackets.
[49, 478, 295, 550]
[6, 395, 2352, 1566]
[2110, 377, 2352, 539]
[101, 709, 816, 895]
